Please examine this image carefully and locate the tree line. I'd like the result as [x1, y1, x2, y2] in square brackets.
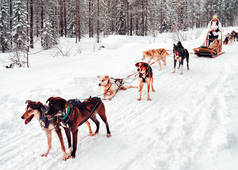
[1, 0, 238, 53]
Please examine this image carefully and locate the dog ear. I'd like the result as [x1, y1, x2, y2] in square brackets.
[143, 63, 149, 67]
[105, 75, 109, 78]
[35, 101, 43, 106]
[135, 63, 139, 67]
[25, 100, 33, 104]
[46, 97, 54, 103]
[59, 99, 67, 110]
[97, 75, 102, 79]
[36, 102, 44, 110]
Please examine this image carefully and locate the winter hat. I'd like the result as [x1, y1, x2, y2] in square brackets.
[213, 15, 217, 20]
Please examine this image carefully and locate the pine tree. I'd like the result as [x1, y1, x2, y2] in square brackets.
[12, 0, 28, 50]
[117, 0, 127, 35]
[41, 1, 58, 49]
[0, 0, 11, 53]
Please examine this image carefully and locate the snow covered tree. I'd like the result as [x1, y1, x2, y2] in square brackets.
[0, 0, 11, 53]
[117, 0, 127, 35]
[41, 1, 58, 49]
[12, 0, 28, 50]
[29, 0, 33, 48]
[88, 0, 94, 38]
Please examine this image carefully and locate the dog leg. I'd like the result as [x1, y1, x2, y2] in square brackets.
[55, 127, 69, 161]
[63, 127, 73, 157]
[124, 85, 138, 89]
[163, 57, 166, 66]
[120, 86, 127, 90]
[151, 77, 156, 92]
[158, 60, 162, 70]
[146, 79, 152, 101]
[180, 59, 184, 74]
[172, 59, 176, 73]
[97, 103, 111, 137]
[103, 90, 107, 100]
[186, 56, 189, 70]
[71, 129, 78, 158]
[148, 58, 152, 65]
[85, 120, 93, 136]
[41, 130, 52, 157]
[64, 127, 71, 148]
[90, 115, 100, 135]
[180, 64, 184, 75]
[137, 80, 143, 101]
[108, 91, 116, 100]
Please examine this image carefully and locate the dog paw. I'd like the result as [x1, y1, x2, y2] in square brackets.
[152, 89, 156, 92]
[106, 134, 111, 138]
[147, 97, 152, 101]
[71, 152, 76, 159]
[40, 153, 48, 157]
[172, 71, 175, 74]
[180, 72, 183, 75]
[93, 132, 98, 136]
[137, 98, 142, 101]
[62, 153, 71, 161]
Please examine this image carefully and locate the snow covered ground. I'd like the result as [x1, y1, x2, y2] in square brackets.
[0, 27, 238, 170]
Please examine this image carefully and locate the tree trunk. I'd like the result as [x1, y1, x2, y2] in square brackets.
[64, 0, 67, 37]
[96, 0, 100, 43]
[41, 0, 44, 47]
[145, 0, 148, 35]
[10, 0, 13, 48]
[78, 0, 81, 41]
[75, 0, 79, 43]
[126, 0, 129, 35]
[30, 0, 34, 48]
[60, 0, 64, 36]
[160, 0, 163, 33]
[89, 0, 93, 38]
[36, 7, 39, 37]
[129, 6, 132, 36]
[26, 0, 29, 68]
[141, 0, 145, 36]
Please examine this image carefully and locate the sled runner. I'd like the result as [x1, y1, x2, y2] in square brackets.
[193, 32, 224, 58]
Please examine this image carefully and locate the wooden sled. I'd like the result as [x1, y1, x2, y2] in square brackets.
[193, 32, 224, 58]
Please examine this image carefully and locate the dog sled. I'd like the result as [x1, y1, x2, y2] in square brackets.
[193, 31, 224, 58]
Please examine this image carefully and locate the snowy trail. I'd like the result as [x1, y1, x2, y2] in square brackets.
[0, 30, 238, 170]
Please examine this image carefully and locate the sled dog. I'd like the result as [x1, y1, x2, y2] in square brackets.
[135, 62, 155, 101]
[21, 100, 89, 160]
[172, 41, 189, 74]
[142, 48, 169, 70]
[97, 75, 137, 100]
[46, 96, 111, 158]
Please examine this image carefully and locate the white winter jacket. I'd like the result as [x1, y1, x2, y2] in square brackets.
[207, 19, 222, 36]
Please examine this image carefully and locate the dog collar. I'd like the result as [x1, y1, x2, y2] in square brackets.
[60, 105, 71, 120]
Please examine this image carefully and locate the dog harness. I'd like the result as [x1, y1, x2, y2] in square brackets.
[112, 78, 124, 87]
[139, 66, 153, 83]
[58, 97, 102, 128]
[112, 78, 124, 93]
[77, 97, 102, 127]
[40, 106, 50, 129]
[105, 78, 124, 95]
